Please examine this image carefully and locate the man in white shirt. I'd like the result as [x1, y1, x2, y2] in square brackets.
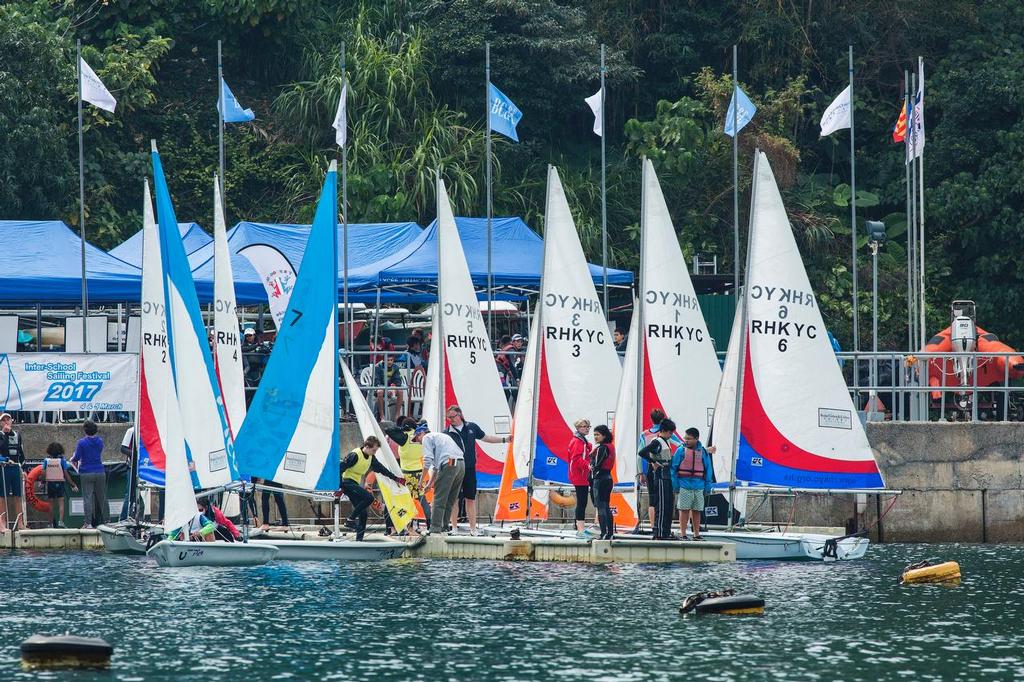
[414, 422, 464, 534]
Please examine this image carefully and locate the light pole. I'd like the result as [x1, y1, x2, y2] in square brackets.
[866, 220, 886, 420]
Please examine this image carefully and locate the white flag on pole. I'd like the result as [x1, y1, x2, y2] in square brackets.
[585, 87, 604, 137]
[332, 83, 347, 147]
[819, 85, 851, 137]
[79, 57, 116, 113]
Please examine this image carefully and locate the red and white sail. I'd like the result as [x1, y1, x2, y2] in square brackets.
[422, 307, 441, 430]
[639, 159, 721, 438]
[610, 303, 640, 527]
[212, 177, 247, 437]
[709, 304, 746, 515]
[435, 177, 512, 487]
[731, 151, 883, 489]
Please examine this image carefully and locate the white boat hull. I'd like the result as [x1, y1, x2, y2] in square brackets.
[146, 540, 278, 567]
[250, 537, 409, 561]
[698, 531, 869, 561]
[97, 524, 159, 556]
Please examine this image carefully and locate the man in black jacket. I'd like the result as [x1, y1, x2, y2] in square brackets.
[0, 413, 27, 531]
[637, 418, 678, 540]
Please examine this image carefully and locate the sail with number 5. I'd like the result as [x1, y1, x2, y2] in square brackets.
[726, 151, 884, 490]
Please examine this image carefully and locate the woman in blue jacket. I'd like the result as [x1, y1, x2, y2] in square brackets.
[670, 427, 714, 541]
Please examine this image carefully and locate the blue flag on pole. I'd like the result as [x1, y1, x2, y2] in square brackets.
[218, 77, 255, 123]
[488, 83, 522, 142]
[724, 85, 756, 137]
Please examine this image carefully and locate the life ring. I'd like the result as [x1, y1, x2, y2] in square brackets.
[549, 489, 577, 508]
[24, 465, 51, 514]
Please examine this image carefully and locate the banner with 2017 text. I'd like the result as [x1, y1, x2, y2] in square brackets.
[0, 353, 138, 412]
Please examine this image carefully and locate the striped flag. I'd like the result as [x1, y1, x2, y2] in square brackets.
[892, 101, 907, 143]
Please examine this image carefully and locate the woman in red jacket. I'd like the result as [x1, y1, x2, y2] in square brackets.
[589, 424, 616, 541]
[567, 418, 593, 538]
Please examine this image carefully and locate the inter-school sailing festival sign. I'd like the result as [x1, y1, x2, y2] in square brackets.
[0, 354, 136, 412]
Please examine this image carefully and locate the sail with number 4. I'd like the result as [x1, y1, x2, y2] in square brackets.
[495, 166, 621, 519]
[725, 151, 884, 490]
[234, 163, 341, 490]
[435, 176, 513, 488]
[212, 177, 247, 437]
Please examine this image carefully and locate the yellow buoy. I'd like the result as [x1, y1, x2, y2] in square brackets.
[900, 560, 961, 585]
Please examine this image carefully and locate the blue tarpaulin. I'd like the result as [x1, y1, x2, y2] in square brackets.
[187, 221, 423, 303]
[0, 221, 142, 303]
[110, 222, 212, 268]
[345, 216, 633, 300]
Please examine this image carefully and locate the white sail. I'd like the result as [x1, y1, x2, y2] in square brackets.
[142, 181, 195, 533]
[340, 360, 417, 529]
[530, 166, 621, 484]
[436, 176, 513, 487]
[212, 177, 247, 438]
[422, 308, 441, 430]
[737, 151, 883, 489]
[709, 304, 746, 517]
[610, 303, 640, 526]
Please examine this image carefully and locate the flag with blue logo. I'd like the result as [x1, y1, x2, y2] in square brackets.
[724, 85, 756, 137]
[218, 77, 255, 123]
[488, 83, 522, 142]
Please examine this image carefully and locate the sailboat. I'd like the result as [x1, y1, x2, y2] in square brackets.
[98, 181, 167, 555]
[494, 166, 621, 522]
[610, 160, 724, 529]
[212, 176, 246, 518]
[235, 161, 414, 561]
[699, 151, 886, 560]
[144, 142, 277, 567]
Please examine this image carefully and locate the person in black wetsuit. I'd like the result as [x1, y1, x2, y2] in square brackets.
[337, 436, 405, 541]
[638, 418, 678, 540]
[589, 424, 616, 540]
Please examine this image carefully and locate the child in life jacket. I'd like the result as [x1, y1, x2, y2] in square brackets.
[42, 442, 78, 528]
[670, 427, 714, 541]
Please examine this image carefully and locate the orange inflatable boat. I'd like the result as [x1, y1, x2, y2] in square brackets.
[923, 326, 1024, 399]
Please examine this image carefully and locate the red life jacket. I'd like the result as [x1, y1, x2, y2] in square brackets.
[676, 447, 705, 478]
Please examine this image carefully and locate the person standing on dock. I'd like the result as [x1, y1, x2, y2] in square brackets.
[671, 428, 714, 541]
[637, 409, 682, 533]
[41, 443, 77, 529]
[415, 423, 465, 534]
[444, 405, 508, 536]
[337, 436, 405, 541]
[0, 413, 27, 531]
[385, 417, 431, 526]
[638, 418, 678, 540]
[70, 420, 107, 529]
[567, 419, 594, 538]
[589, 425, 616, 541]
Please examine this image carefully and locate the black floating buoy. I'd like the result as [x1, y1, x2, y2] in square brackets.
[680, 589, 765, 616]
[20, 634, 113, 669]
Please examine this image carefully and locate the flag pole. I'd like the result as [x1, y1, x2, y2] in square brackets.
[731, 45, 739, 296]
[77, 39, 88, 353]
[909, 70, 918, 351]
[600, 43, 608, 321]
[909, 68, 917, 350]
[849, 45, 859, 362]
[485, 41, 494, 340]
[917, 56, 926, 347]
[341, 43, 351, 371]
[218, 40, 225, 198]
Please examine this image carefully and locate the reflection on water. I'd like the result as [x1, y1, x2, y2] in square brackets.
[1, 544, 1022, 680]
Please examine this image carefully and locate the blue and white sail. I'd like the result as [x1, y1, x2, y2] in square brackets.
[151, 143, 237, 489]
[234, 163, 341, 490]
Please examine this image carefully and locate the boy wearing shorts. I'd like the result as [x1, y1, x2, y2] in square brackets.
[670, 427, 714, 541]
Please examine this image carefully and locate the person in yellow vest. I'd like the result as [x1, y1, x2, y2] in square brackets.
[41, 442, 78, 528]
[385, 417, 430, 523]
[337, 436, 405, 541]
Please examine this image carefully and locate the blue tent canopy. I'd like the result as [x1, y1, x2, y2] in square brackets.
[0, 221, 142, 304]
[188, 221, 423, 304]
[345, 216, 633, 301]
[110, 222, 212, 268]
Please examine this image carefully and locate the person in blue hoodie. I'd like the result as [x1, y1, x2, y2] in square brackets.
[670, 427, 714, 541]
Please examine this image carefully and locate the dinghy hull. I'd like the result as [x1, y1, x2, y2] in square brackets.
[146, 540, 278, 567]
[250, 538, 409, 561]
[699, 531, 869, 561]
[97, 524, 157, 556]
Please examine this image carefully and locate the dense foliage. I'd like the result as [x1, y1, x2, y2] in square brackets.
[1, 0, 1021, 350]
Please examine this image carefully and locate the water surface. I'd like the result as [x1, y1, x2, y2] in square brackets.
[0, 544, 1019, 680]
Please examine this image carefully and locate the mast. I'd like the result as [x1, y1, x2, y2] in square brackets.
[436, 169, 446, 429]
[524, 167, 552, 523]
[634, 158, 648, 529]
[485, 42, 494, 340]
[727, 151, 760, 530]
[77, 39, 88, 352]
[130, 180, 149, 523]
[600, 43, 608, 320]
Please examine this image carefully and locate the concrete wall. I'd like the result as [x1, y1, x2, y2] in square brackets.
[13, 420, 1024, 542]
[743, 422, 1024, 543]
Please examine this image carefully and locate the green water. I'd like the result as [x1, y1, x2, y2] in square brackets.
[0, 544, 1020, 681]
